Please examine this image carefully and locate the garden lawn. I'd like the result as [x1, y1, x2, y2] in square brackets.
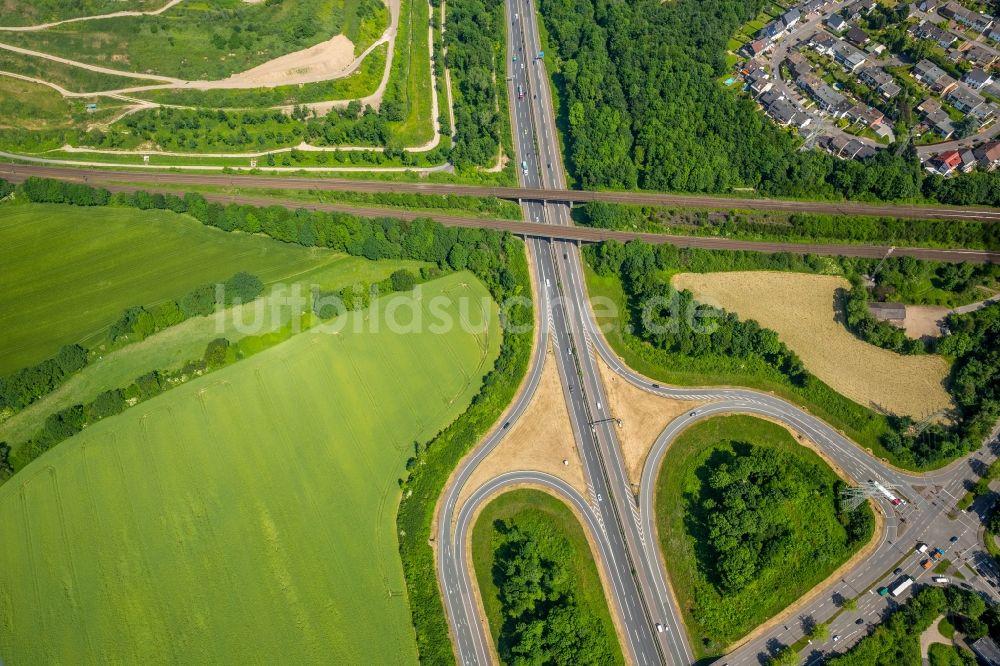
[0, 270, 500, 665]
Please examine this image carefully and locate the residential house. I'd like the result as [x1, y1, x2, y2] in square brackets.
[909, 20, 957, 48]
[967, 101, 997, 124]
[744, 38, 770, 57]
[843, 0, 876, 20]
[848, 103, 885, 127]
[747, 67, 774, 96]
[924, 108, 957, 138]
[798, 72, 852, 115]
[859, 66, 902, 98]
[827, 13, 848, 31]
[760, 19, 787, 42]
[964, 67, 994, 89]
[785, 51, 813, 79]
[874, 122, 894, 140]
[809, 30, 837, 54]
[800, 0, 825, 16]
[916, 0, 938, 11]
[960, 148, 978, 172]
[989, 25, 1000, 41]
[846, 25, 870, 46]
[960, 43, 999, 68]
[974, 140, 1000, 168]
[833, 40, 867, 71]
[848, 139, 878, 159]
[765, 97, 809, 128]
[781, 7, 801, 30]
[912, 59, 958, 94]
[930, 149, 962, 175]
[946, 83, 986, 113]
[939, 1, 994, 33]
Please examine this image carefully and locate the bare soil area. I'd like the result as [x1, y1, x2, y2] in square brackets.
[208, 34, 357, 88]
[901, 304, 949, 340]
[458, 346, 584, 506]
[595, 353, 708, 486]
[672, 271, 953, 419]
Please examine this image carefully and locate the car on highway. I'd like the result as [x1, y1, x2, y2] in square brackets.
[503, 422, 510, 429]
[855, 618, 865, 625]
[833, 635, 841, 642]
[894, 568, 903, 575]
[950, 536, 959, 543]
[655, 623, 666, 633]
[597, 493, 603, 502]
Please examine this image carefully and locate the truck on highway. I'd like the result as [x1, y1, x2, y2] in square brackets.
[891, 576, 914, 597]
[872, 480, 904, 506]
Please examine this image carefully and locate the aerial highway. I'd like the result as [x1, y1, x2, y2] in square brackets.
[431, 2, 1000, 666]
[6, 160, 1000, 223]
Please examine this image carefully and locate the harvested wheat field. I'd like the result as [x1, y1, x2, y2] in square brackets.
[671, 271, 952, 419]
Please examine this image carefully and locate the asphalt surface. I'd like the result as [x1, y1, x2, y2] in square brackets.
[6, 161, 1000, 223]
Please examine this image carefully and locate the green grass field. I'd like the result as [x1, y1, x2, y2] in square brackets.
[0, 202, 413, 374]
[0, 0, 166, 26]
[471, 489, 624, 664]
[0, 249, 427, 449]
[0, 76, 124, 131]
[2, 0, 356, 81]
[0, 270, 500, 664]
[654, 415, 873, 658]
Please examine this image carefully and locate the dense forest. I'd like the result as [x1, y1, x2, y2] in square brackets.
[489, 517, 620, 664]
[537, 0, 1000, 205]
[697, 443, 871, 595]
[442, 0, 506, 168]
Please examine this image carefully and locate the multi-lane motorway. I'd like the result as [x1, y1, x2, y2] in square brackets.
[3, 6, 998, 664]
[432, 1, 1000, 666]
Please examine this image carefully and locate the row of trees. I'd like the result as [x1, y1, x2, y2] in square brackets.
[108, 272, 263, 345]
[578, 201, 1000, 251]
[490, 518, 619, 664]
[10, 336, 232, 472]
[588, 240, 809, 387]
[442, 0, 505, 168]
[312, 268, 420, 319]
[536, 0, 1000, 205]
[0, 344, 88, 415]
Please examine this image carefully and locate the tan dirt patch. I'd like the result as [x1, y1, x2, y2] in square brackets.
[902, 305, 949, 340]
[594, 352, 708, 487]
[211, 34, 357, 88]
[671, 271, 953, 419]
[458, 346, 585, 507]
